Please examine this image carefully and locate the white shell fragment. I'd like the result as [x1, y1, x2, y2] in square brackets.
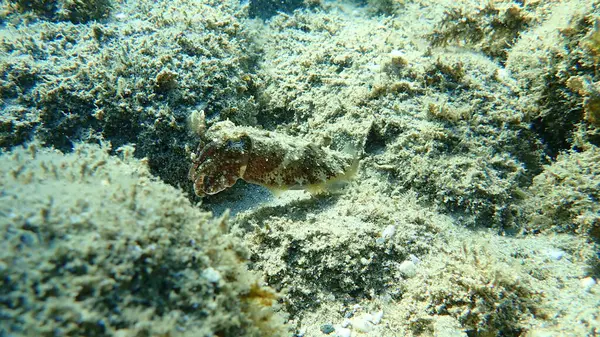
[543, 248, 566, 261]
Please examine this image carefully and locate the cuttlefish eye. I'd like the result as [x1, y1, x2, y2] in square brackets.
[223, 135, 251, 155]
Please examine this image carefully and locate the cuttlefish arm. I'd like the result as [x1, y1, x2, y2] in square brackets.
[188, 134, 251, 196]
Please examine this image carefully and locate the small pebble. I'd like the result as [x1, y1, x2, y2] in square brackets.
[19, 233, 36, 247]
[398, 260, 417, 278]
[581, 277, 596, 292]
[409, 254, 421, 264]
[371, 311, 383, 325]
[320, 323, 335, 334]
[351, 315, 373, 333]
[382, 225, 396, 240]
[544, 248, 566, 261]
[335, 327, 351, 337]
[202, 267, 221, 283]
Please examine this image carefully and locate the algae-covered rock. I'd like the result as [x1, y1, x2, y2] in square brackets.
[428, 1, 534, 62]
[6, 0, 112, 23]
[524, 146, 600, 241]
[252, 5, 545, 229]
[237, 187, 446, 317]
[0, 0, 257, 198]
[396, 241, 540, 337]
[506, 5, 600, 156]
[247, 0, 306, 20]
[0, 143, 287, 337]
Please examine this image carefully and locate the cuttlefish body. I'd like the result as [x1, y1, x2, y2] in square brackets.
[189, 121, 358, 196]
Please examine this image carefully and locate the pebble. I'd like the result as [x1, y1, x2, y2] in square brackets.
[320, 323, 335, 334]
[382, 225, 396, 240]
[202, 267, 221, 283]
[581, 277, 596, 292]
[544, 248, 566, 261]
[409, 254, 421, 264]
[335, 327, 351, 337]
[398, 260, 417, 278]
[351, 315, 373, 333]
[371, 311, 383, 325]
[19, 233, 36, 247]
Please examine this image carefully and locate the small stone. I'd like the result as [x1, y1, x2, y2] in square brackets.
[19, 233, 36, 246]
[202, 267, 221, 283]
[382, 225, 396, 240]
[335, 327, 352, 337]
[544, 248, 566, 261]
[320, 323, 335, 334]
[409, 254, 421, 265]
[371, 311, 383, 325]
[351, 315, 373, 333]
[581, 277, 596, 292]
[398, 260, 417, 278]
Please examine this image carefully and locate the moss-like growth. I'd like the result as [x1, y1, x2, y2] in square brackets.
[0, 0, 257, 198]
[241, 191, 443, 316]
[399, 243, 541, 336]
[583, 17, 600, 61]
[7, 0, 112, 23]
[247, 0, 306, 20]
[366, 0, 398, 15]
[428, 3, 533, 62]
[524, 146, 600, 241]
[0, 143, 287, 337]
[58, 0, 112, 24]
[507, 11, 600, 157]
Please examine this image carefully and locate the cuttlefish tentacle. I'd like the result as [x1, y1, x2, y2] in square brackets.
[189, 134, 252, 195]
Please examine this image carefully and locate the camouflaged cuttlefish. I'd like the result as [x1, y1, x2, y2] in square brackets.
[188, 121, 359, 196]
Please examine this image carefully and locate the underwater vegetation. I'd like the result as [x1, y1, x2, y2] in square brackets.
[1, 0, 600, 336]
[0, 0, 257, 198]
[0, 143, 287, 337]
[4, 0, 112, 23]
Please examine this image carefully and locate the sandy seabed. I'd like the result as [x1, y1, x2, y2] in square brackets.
[1, 0, 600, 336]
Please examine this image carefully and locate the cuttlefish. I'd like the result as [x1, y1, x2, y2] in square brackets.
[188, 121, 359, 196]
